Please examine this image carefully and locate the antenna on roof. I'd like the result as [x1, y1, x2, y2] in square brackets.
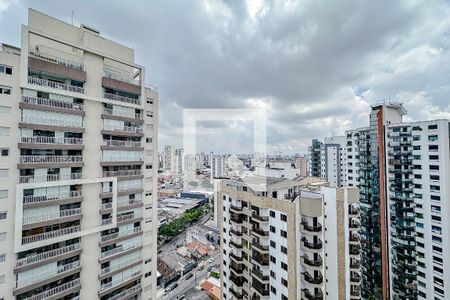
[71, 10, 74, 26]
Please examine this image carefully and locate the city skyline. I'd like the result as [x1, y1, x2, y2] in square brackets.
[1, 0, 450, 154]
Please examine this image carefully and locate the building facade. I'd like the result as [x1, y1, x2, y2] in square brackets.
[386, 120, 450, 300]
[219, 176, 361, 300]
[308, 139, 322, 177]
[0, 9, 158, 299]
[163, 145, 175, 174]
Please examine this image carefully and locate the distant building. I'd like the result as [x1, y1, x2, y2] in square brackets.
[164, 144, 175, 173]
[308, 139, 323, 177]
[211, 155, 227, 182]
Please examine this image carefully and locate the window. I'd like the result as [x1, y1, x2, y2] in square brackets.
[0, 254, 4, 262]
[270, 240, 276, 248]
[146, 138, 152, 143]
[270, 226, 275, 233]
[0, 212, 6, 220]
[413, 145, 421, 150]
[431, 195, 440, 201]
[270, 255, 276, 263]
[144, 271, 151, 278]
[428, 135, 438, 142]
[0, 64, 12, 75]
[281, 246, 287, 254]
[145, 258, 151, 264]
[271, 286, 277, 295]
[429, 145, 439, 151]
[270, 210, 275, 218]
[146, 97, 153, 104]
[0, 190, 7, 199]
[280, 230, 287, 238]
[0, 149, 8, 156]
[0, 86, 11, 95]
[146, 164, 152, 169]
[281, 295, 288, 300]
[281, 278, 288, 287]
[270, 270, 276, 279]
[281, 262, 288, 271]
[428, 124, 438, 130]
[280, 214, 287, 222]
[145, 191, 152, 197]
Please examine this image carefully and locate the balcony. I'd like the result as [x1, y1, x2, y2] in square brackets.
[103, 125, 143, 134]
[29, 50, 84, 71]
[230, 252, 243, 262]
[301, 238, 323, 250]
[22, 225, 81, 245]
[230, 273, 244, 287]
[19, 172, 82, 184]
[103, 92, 140, 105]
[99, 269, 141, 293]
[350, 273, 361, 283]
[23, 208, 82, 226]
[350, 289, 361, 297]
[252, 227, 269, 238]
[100, 255, 142, 277]
[229, 228, 242, 236]
[103, 170, 142, 180]
[21, 96, 84, 112]
[302, 255, 323, 267]
[100, 227, 142, 244]
[15, 243, 81, 270]
[230, 261, 245, 273]
[349, 207, 360, 216]
[230, 240, 243, 249]
[15, 260, 81, 289]
[301, 221, 322, 233]
[21, 115, 83, 129]
[230, 287, 244, 300]
[252, 267, 269, 282]
[102, 140, 141, 148]
[22, 278, 81, 300]
[251, 212, 269, 222]
[103, 107, 142, 120]
[20, 136, 83, 146]
[252, 252, 269, 266]
[302, 289, 324, 300]
[20, 155, 83, 164]
[108, 283, 142, 300]
[230, 204, 243, 213]
[252, 240, 269, 253]
[23, 191, 82, 206]
[302, 272, 323, 285]
[100, 241, 142, 260]
[251, 277, 269, 296]
[28, 76, 84, 94]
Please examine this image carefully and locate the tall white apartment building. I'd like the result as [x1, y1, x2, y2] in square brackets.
[174, 148, 184, 175]
[219, 176, 362, 300]
[307, 139, 322, 177]
[386, 119, 450, 300]
[319, 136, 346, 187]
[0, 9, 158, 299]
[211, 155, 227, 182]
[163, 145, 175, 173]
[255, 159, 300, 179]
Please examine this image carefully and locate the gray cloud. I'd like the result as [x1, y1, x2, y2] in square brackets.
[1, 0, 450, 154]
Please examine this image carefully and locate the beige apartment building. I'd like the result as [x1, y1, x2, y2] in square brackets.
[0, 9, 158, 300]
[219, 176, 361, 300]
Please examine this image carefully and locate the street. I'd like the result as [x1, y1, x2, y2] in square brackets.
[159, 253, 220, 300]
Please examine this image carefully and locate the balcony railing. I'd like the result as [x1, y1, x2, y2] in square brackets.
[100, 241, 142, 259]
[22, 225, 81, 245]
[20, 155, 83, 164]
[302, 238, 323, 250]
[29, 50, 84, 71]
[22, 278, 81, 300]
[102, 140, 142, 148]
[28, 76, 84, 94]
[103, 170, 142, 178]
[99, 269, 141, 291]
[23, 208, 82, 225]
[103, 125, 143, 134]
[302, 255, 323, 267]
[303, 288, 324, 300]
[16, 260, 81, 288]
[103, 108, 142, 120]
[108, 283, 141, 300]
[104, 68, 140, 86]
[302, 272, 323, 285]
[301, 222, 322, 232]
[19, 173, 82, 184]
[20, 136, 83, 145]
[103, 92, 140, 105]
[251, 213, 269, 222]
[23, 191, 82, 205]
[22, 95, 84, 111]
[16, 243, 81, 268]
[21, 115, 83, 128]
[101, 227, 142, 243]
[100, 255, 141, 276]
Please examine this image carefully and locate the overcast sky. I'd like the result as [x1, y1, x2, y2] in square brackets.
[1, 0, 450, 154]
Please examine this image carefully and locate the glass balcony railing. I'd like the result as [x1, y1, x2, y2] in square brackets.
[19, 172, 82, 184]
[16, 260, 81, 288]
[20, 155, 83, 164]
[23, 208, 82, 225]
[22, 225, 81, 245]
[22, 278, 81, 300]
[20, 136, 83, 145]
[28, 76, 84, 94]
[23, 191, 82, 205]
[29, 50, 84, 71]
[16, 243, 81, 269]
[103, 92, 140, 105]
[22, 95, 84, 111]
[21, 115, 83, 128]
